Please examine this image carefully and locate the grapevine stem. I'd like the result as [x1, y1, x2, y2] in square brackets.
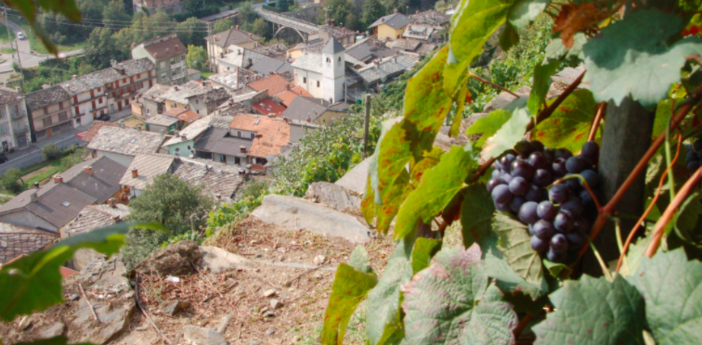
[616, 134, 682, 271]
[588, 237, 614, 282]
[513, 313, 533, 340]
[587, 102, 606, 142]
[470, 74, 519, 97]
[645, 166, 702, 258]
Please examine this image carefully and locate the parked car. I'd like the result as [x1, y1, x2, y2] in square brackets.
[17, 32, 25, 40]
[97, 113, 111, 121]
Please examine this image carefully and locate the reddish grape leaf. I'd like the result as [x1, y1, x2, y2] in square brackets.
[376, 170, 410, 233]
[361, 175, 376, 225]
[403, 246, 518, 345]
[461, 184, 495, 248]
[552, 2, 618, 49]
[409, 147, 444, 190]
[533, 89, 597, 153]
[449, 85, 470, 137]
[321, 264, 377, 345]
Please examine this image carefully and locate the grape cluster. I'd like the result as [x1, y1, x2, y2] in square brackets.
[487, 140, 601, 263]
[685, 139, 702, 172]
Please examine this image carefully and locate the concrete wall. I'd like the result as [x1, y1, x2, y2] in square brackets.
[166, 140, 196, 157]
[294, 69, 324, 98]
[378, 24, 406, 40]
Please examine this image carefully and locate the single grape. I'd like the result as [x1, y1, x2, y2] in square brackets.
[565, 231, 587, 251]
[524, 184, 545, 202]
[500, 153, 516, 170]
[492, 184, 513, 204]
[532, 169, 553, 187]
[532, 219, 556, 240]
[549, 184, 569, 204]
[561, 197, 585, 218]
[550, 233, 569, 253]
[547, 248, 566, 263]
[580, 169, 598, 188]
[510, 196, 526, 213]
[694, 139, 702, 151]
[519, 201, 540, 224]
[554, 148, 573, 160]
[565, 175, 581, 192]
[552, 158, 568, 177]
[579, 189, 595, 208]
[537, 201, 558, 221]
[579, 155, 594, 169]
[515, 140, 533, 156]
[688, 150, 698, 162]
[581, 141, 599, 159]
[528, 152, 547, 170]
[501, 173, 514, 183]
[554, 211, 574, 233]
[688, 161, 701, 171]
[530, 140, 545, 153]
[511, 160, 535, 180]
[487, 178, 506, 192]
[566, 156, 586, 173]
[531, 235, 549, 252]
[492, 169, 501, 179]
[495, 201, 512, 213]
[509, 176, 529, 195]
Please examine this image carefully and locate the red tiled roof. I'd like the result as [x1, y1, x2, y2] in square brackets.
[161, 108, 188, 117]
[176, 110, 202, 123]
[251, 98, 286, 118]
[145, 37, 186, 60]
[229, 114, 290, 157]
[277, 86, 313, 107]
[246, 74, 289, 96]
[81, 121, 119, 143]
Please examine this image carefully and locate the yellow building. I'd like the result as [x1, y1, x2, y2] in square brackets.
[368, 11, 411, 40]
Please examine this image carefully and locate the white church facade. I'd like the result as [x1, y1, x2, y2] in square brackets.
[291, 38, 345, 103]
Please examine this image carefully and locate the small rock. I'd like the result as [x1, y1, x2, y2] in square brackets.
[262, 289, 277, 298]
[246, 342, 261, 345]
[135, 327, 147, 331]
[265, 327, 276, 336]
[250, 240, 260, 245]
[183, 325, 228, 345]
[40, 322, 65, 338]
[312, 272, 323, 279]
[216, 313, 234, 334]
[313, 255, 326, 265]
[279, 256, 285, 262]
[264, 311, 276, 318]
[69, 294, 80, 301]
[270, 299, 283, 310]
[162, 300, 191, 316]
[254, 268, 261, 272]
[255, 254, 263, 258]
[165, 276, 181, 283]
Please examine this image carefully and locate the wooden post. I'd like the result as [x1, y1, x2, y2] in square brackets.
[586, 96, 655, 274]
[363, 94, 371, 157]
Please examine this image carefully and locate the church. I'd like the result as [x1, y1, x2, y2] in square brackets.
[291, 38, 346, 103]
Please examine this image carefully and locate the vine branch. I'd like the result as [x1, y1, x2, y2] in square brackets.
[588, 102, 606, 142]
[470, 74, 519, 97]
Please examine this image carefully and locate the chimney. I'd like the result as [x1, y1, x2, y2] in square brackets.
[52, 175, 63, 183]
[382, 17, 385, 22]
[216, 194, 222, 200]
[175, 45, 179, 51]
[214, 36, 218, 41]
[342, 28, 346, 34]
[132, 168, 138, 178]
[235, 25, 239, 30]
[249, 33, 252, 39]
[155, 52, 159, 58]
[30, 190, 38, 202]
[166, 47, 170, 53]
[240, 145, 246, 153]
[84, 166, 93, 175]
[108, 197, 116, 208]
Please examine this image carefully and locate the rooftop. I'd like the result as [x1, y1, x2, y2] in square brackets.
[251, 98, 286, 117]
[291, 51, 324, 74]
[322, 38, 345, 54]
[207, 27, 261, 48]
[355, 53, 419, 84]
[249, 56, 294, 77]
[0, 225, 58, 264]
[247, 74, 290, 97]
[87, 126, 164, 156]
[145, 114, 180, 127]
[140, 34, 187, 60]
[120, 154, 175, 190]
[409, 10, 450, 26]
[402, 24, 437, 41]
[25, 85, 70, 111]
[194, 127, 252, 157]
[61, 204, 131, 238]
[163, 115, 212, 147]
[283, 96, 349, 123]
[171, 157, 243, 201]
[141, 84, 171, 102]
[0, 86, 21, 105]
[345, 37, 397, 63]
[368, 12, 411, 30]
[60, 58, 155, 95]
[229, 114, 291, 157]
[78, 121, 118, 143]
[276, 86, 313, 107]
[209, 68, 257, 91]
[176, 110, 202, 123]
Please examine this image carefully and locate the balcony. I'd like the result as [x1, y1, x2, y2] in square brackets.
[172, 73, 186, 81]
[11, 111, 26, 120]
[172, 61, 185, 69]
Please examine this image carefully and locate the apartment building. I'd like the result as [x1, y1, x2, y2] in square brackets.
[131, 33, 187, 85]
[0, 87, 30, 150]
[25, 86, 73, 141]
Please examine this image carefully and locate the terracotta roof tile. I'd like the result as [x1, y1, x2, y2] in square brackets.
[276, 86, 313, 107]
[228, 114, 290, 157]
[81, 121, 119, 143]
[246, 74, 289, 97]
[176, 110, 202, 123]
[251, 98, 286, 117]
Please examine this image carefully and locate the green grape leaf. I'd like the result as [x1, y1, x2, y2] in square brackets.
[321, 263, 378, 345]
[652, 99, 672, 139]
[483, 107, 532, 159]
[349, 245, 373, 274]
[12, 336, 92, 345]
[533, 89, 597, 153]
[461, 184, 496, 248]
[449, 86, 470, 137]
[619, 232, 652, 277]
[533, 275, 646, 345]
[499, 22, 520, 52]
[492, 212, 546, 290]
[403, 246, 518, 345]
[583, 9, 702, 107]
[411, 238, 443, 275]
[466, 109, 513, 148]
[362, 175, 376, 224]
[673, 192, 702, 247]
[377, 170, 411, 233]
[444, 0, 515, 94]
[0, 222, 132, 322]
[627, 249, 702, 345]
[543, 34, 587, 65]
[394, 145, 478, 240]
[508, 0, 551, 29]
[528, 61, 561, 115]
[366, 244, 412, 345]
[409, 147, 444, 190]
[542, 259, 571, 279]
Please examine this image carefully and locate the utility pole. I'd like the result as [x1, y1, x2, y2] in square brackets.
[206, 21, 215, 73]
[363, 93, 371, 157]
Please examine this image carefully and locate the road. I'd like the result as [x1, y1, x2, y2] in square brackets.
[0, 135, 83, 175]
[0, 19, 84, 73]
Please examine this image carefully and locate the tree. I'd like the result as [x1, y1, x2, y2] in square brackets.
[213, 18, 234, 34]
[361, 0, 385, 29]
[1, 168, 23, 194]
[238, 1, 258, 24]
[184, 0, 203, 15]
[383, 0, 404, 14]
[324, 0, 354, 27]
[40, 143, 61, 160]
[249, 18, 271, 38]
[84, 27, 127, 69]
[102, 0, 131, 31]
[176, 17, 207, 47]
[276, 0, 289, 12]
[345, 13, 360, 31]
[123, 174, 213, 268]
[186, 44, 209, 70]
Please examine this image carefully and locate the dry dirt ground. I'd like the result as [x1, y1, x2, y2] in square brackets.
[0, 216, 395, 345]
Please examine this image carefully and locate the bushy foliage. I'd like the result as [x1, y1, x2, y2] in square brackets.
[186, 44, 208, 70]
[323, 0, 354, 27]
[122, 174, 213, 268]
[213, 18, 235, 34]
[1, 168, 23, 194]
[361, 0, 385, 29]
[206, 180, 269, 236]
[40, 143, 61, 161]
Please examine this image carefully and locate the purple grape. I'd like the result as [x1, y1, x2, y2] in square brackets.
[561, 198, 585, 218]
[537, 201, 558, 221]
[543, 148, 556, 163]
[500, 154, 516, 169]
[495, 201, 512, 213]
[525, 184, 545, 202]
[530, 140, 545, 153]
[532, 169, 553, 187]
[547, 248, 566, 262]
[508, 176, 529, 195]
[554, 148, 573, 160]
[566, 156, 586, 173]
[573, 218, 590, 234]
[697, 150, 702, 160]
[487, 178, 506, 192]
[528, 152, 547, 170]
[552, 158, 568, 177]
[510, 196, 526, 213]
[532, 219, 556, 240]
[492, 169, 501, 179]
[549, 184, 569, 204]
[511, 160, 535, 180]
[492, 184, 513, 204]
[515, 140, 533, 156]
[501, 173, 514, 183]
[531, 236, 549, 252]
[565, 175, 581, 192]
[566, 231, 588, 251]
[580, 169, 598, 188]
[519, 201, 540, 224]
[579, 155, 594, 169]
[550, 233, 569, 253]
[688, 150, 698, 162]
[554, 212, 574, 233]
[688, 161, 700, 171]
[580, 189, 595, 208]
[581, 141, 599, 159]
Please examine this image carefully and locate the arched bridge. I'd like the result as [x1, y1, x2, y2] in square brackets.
[254, 7, 319, 41]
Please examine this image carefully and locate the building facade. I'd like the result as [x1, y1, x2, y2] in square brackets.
[25, 86, 73, 141]
[131, 33, 188, 85]
[292, 38, 346, 103]
[0, 87, 31, 151]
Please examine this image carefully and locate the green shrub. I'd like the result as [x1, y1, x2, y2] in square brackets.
[40, 143, 61, 161]
[1, 168, 23, 194]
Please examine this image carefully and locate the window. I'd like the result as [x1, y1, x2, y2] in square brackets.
[172, 102, 177, 107]
[235, 157, 241, 165]
[137, 73, 141, 79]
[59, 112, 67, 121]
[43, 117, 52, 127]
[303, 77, 307, 83]
[161, 74, 167, 80]
[220, 154, 226, 162]
[250, 133, 255, 139]
[97, 87, 101, 92]
[0, 109, 5, 119]
[99, 98, 103, 104]
[0, 125, 7, 135]
[326, 57, 330, 63]
[187, 145, 191, 150]
[237, 131, 241, 137]
[317, 81, 320, 88]
[58, 102, 63, 110]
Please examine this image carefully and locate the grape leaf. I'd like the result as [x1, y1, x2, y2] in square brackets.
[366, 244, 412, 345]
[362, 175, 376, 224]
[403, 246, 518, 345]
[377, 170, 411, 233]
[533, 275, 646, 345]
[543, 34, 587, 65]
[461, 184, 496, 248]
[673, 192, 702, 247]
[0, 223, 131, 322]
[483, 107, 532, 159]
[492, 212, 546, 290]
[533, 89, 597, 153]
[394, 145, 478, 240]
[627, 249, 702, 345]
[349, 245, 373, 274]
[321, 263, 377, 345]
[449, 85, 470, 137]
[528, 61, 561, 115]
[509, 0, 552, 29]
[466, 109, 512, 147]
[619, 233, 652, 277]
[409, 147, 444, 190]
[583, 9, 702, 107]
[444, 0, 515, 94]
[411, 238, 443, 275]
[651, 99, 672, 139]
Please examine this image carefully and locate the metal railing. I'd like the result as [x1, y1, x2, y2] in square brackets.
[255, 7, 319, 34]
